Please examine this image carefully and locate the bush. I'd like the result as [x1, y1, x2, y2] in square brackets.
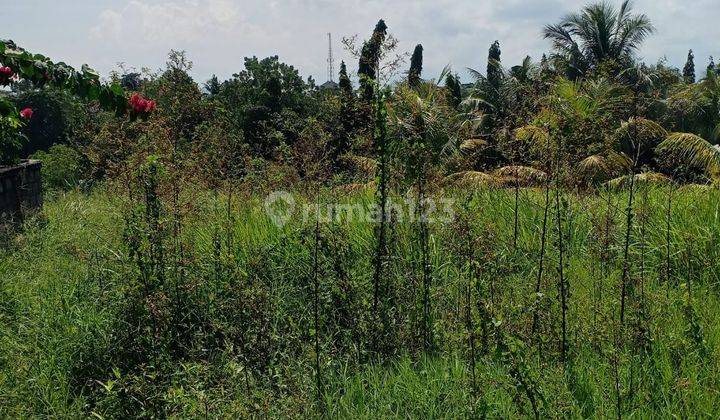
[31, 144, 87, 190]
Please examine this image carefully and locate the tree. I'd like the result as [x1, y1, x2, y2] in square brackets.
[445, 73, 462, 108]
[120, 72, 143, 91]
[144, 50, 205, 151]
[510, 56, 538, 84]
[708, 56, 717, 76]
[539, 53, 556, 81]
[543, 0, 654, 75]
[465, 42, 526, 136]
[408, 44, 423, 87]
[338, 61, 353, 96]
[487, 41, 502, 91]
[216, 56, 312, 157]
[334, 61, 358, 162]
[666, 69, 720, 141]
[683, 50, 695, 84]
[204, 75, 221, 96]
[358, 20, 388, 100]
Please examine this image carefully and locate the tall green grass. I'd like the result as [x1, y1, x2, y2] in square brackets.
[1, 184, 719, 418]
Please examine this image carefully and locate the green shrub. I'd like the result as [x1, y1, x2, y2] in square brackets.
[30, 144, 86, 190]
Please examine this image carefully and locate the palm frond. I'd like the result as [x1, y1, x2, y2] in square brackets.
[492, 165, 548, 187]
[443, 171, 498, 188]
[605, 171, 671, 189]
[615, 117, 667, 157]
[656, 132, 720, 174]
[577, 151, 632, 184]
[459, 138, 489, 153]
[515, 125, 549, 145]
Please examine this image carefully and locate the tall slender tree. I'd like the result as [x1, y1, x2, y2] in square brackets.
[338, 61, 353, 96]
[408, 44, 424, 87]
[335, 61, 356, 163]
[707, 56, 716, 76]
[487, 40, 502, 92]
[359, 19, 388, 100]
[683, 50, 695, 84]
[465, 41, 509, 132]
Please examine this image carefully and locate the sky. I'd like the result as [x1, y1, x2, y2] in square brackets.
[3, 0, 719, 86]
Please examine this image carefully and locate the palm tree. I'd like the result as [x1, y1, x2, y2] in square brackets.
[392, 68, 461, 162]
[510, 56, 540, 84]
[391, 69, 463, 350]
[464, 58, 532, 136]
[544, 0, 654, 77]
[464, 66, 515, 127]
[657, 132, 720, 181]
[692, 70, 720, 141]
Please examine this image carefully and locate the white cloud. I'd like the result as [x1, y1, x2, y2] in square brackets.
[91, 0, 242, 44]
[91, 10, 123, 41]
[78, 0, 720, 84]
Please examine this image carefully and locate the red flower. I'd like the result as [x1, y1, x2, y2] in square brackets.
[129, 93, 141, 108]
[128, 93, 156, 117]
[144, 100, 156, 113]
[0, 66, 14, 86]
[20, 108, 33, 119]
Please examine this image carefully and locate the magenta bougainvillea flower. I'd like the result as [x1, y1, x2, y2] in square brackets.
[0, 66, 14, 86]
[19, 108, 33, 119]
[128, 93, 156, 118]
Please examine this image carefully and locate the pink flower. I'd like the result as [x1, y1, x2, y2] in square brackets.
[20, 108, 33, 119]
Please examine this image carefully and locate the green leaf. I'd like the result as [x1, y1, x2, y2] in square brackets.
[81, 64, 100, 79]
[109, 83, 123, 96]
[20, 62, 35, 77]
[87, 84, 100, 101]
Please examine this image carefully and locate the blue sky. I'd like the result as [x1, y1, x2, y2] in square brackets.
[3, 0, 719, 85]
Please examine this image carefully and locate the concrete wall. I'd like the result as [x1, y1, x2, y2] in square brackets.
[0, 160, 43, 222]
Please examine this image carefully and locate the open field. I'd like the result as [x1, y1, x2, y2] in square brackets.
[1, 185, 719, 418]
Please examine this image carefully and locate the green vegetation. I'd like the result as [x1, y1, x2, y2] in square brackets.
[3, 0, 720, 417]
[1, 185, 719, 417]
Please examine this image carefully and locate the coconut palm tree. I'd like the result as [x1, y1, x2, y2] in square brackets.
[391, 69, 464, 350]
[392, 68, 461, 162]
[464, 57, 540, 142]
[544, 0, 654, 76]
[698, 70, 720, 140]
[510, 56, 540, 84]
[657, 132, 720, 181]
[464, 63, 519, 133]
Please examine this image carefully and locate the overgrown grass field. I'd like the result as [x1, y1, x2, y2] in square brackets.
[1, 184, 719, 418]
